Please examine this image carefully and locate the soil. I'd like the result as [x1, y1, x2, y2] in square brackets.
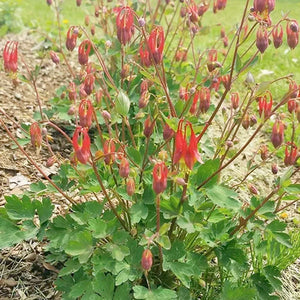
[0, 31, 299, 299]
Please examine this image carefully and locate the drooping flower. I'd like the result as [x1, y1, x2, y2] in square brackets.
[72, 126, 91, 164]
[126, 177, 135, 196]
[119, 157, 130, 178]
[78, 40, 91, 65]
[231, 92, 240, 110]
[66, 26, 78, 51]
[30, 122, 42, 149]
[272, 24, 283, 48]
[78, 99, 93, 128]
[153, 162, 168, 194]
[103, 139, 116, 165]
[83, 73, 95, 95]
[139, 41, 151, 67]
[286, 20, 299, 49]
[256, 26, 268, 53]
[199, 87, 211, 114]
[116, 6, 134, 45]
[49, 50, 60, 65]
[3, 41, 18, 74]
[271, 120, 284, 148]
[144, 115, 155, 138]
[284, 142, 298, 166]
[148, 26, 165, 65]
[258, 91, 273, 119]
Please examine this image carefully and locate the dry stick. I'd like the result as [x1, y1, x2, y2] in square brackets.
[90, 154, 128, 231]
[0, 119, 76, 205]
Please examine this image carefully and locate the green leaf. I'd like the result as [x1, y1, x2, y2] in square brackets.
[114, 283, 131, 300]
[88, 218, 107, 239]
[93, 272, 115, 300]
[69, 280, 91, 298]
[164, 261, 192, 287]
[251, 273, 278, 300]
[219, 282, 256, 300]
[191, 159, 220, 188]
[0, 216, 25, 248]
[157, 235, 171, 250]
[65, 231, 93, 263]
[186, 252, 208, 276]
[263, 266, 282, 291]
[5, 195, 35, 220]
[59, 259, 82, 277]
[130, 202, 148, 224]
[163, 240, 185, 261]
[30, 181, 47, 193]
[34, 197, 54, 224]
[127, 146, 142, 165]
[105, 243, 130, 261]
[133, 286, 177, 300]
[206, 185, 240, 211]
[284, 184, 300, 194]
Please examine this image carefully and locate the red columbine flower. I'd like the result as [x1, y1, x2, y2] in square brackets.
[289, 81, 298, 99]
[213, 0, 227, 13]
[199, 87, 211, 114]
[271, 120, 284, 148]
[256, 26, 268, 53]
[141, 249, 153, 272]
[72, 126, 91, 164]
[231, 92, 240, 110]
[153, 162, 168, 194]
[30, 122, 42, 149]
[198, 2, 209, 16]
[103, 139, 116, 165]
[3, 41, 18, 74]
[272, 24, 283, 48]
[148, 26, 165, 65]
[78, 40, 91, 66]
[144, 115, 155, 138]
[79, 99, 93, 128]
[284, 142, 298, 166]
[126, 177, 135, 196]
[139, 41, 151, 67]
[173, 120, 203, 170]
[187, 1, 199, 24]
[258, 91, 273, 119]
[287, 99, 297, 113]
[286, 20, 299, 50]
[66, 26, 78, 51]
[116, 6, 134, 45]
[189, 90, 200, 115]
[207, 49, 218, 72]
[68, 82, 77, 101]
[221, 74, 231, 90]
[163, 123, 174, 141]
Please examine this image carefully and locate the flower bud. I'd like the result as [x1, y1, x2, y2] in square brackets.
[284, 142, 298, 166]
[76, 0, 82, 6]
[46, 0, 52, 5]
[84, 15, 90, 26]
[121, 64, 130, 79]
[230, 92, 239, 110]
[78, 40, 91, 66]
[271, 163, 278, 174]
[115, 90, 130, 116]
[175, 177, 186, 186]
[287, 99, 297, 113]
[102, 110, 111, 121]
[119, 157, 130, 178]
[49, 50, 60, 65]
[199, 87, 210, 114]
[83, 73, 95, 95]
[66, 26, 78, 51]
[91, 24, 96, 36]
[245, 72, 255, 84]
[248, 183, 259, 195]
[138, 17, 146, 27]
[286, 20, 299, 49]
[139, 91, 150, 109]
[46, 156, 56, 167]
[272, 24, 283, 49]
[105, 40, 112, 49]
[79, 99, 93, 128]
[68, 105, 76, 115]
[163, 123, 174, 141]
[242, 113, 250, 130]
[30, 122, 42, 149]
[153, 162, 168, 194]
[226, 140, 234, 148]
[126, 177, 135, 196]
[271, 120, 284, 148]
[260, 144, 268, 160]
[103, 139, 116, 165]
[141, 249, 153, 272]
[68, 82, 77, 101]
[143, 115, 155, 138]
[256, 26, 268, 53]
[95, 5, 99, 17]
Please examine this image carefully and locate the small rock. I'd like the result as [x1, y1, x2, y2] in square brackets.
[14, 93, 22, 100]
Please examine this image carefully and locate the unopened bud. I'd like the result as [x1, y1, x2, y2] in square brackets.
[126, 177, 135, 196]
[226, 140, 234, 148]
[272, 163, 278, 174]
[245, 72, 255, 84]
[68, 105, 76, 115]
[121, 64, 130, 79]
[50, 50, 60, 65]
[116, 91, 130, 116]
[242, 113, 250, 130]
[175, 177, 186, 186]
[260, 144, 268, 161]
[105, 40, 112, 49]
[46, 156, 56, 167]
[138, 17, 146, 27]
[248, 183, 259, 195]
[101, 110, 111, 121]
[250, 115, 257, 127]
[85, 15, 90, 26]
[119, 157, 130, 178]
[141, 249, 153, 271]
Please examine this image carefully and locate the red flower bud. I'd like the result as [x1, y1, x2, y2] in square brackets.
[198, 2, 209, 16]
[121, 64, 130, 79]
[163, 123, 175, 141]
[248, 183, 259, 195]
[95, 5, 100, 17]
[287, 99, 297, 113]
[91, 24, 96, 36]
[286, 20, 299, 49]
[153, 162, 168, 194]
[141, 249, 153, 272]
[46, 156, 56, 167]
[66, 26, 78, 51]
[49, 50, 60, 65]
[213, 0, 227, 13]
[83, 73, 95, 95]
[68, 82, 77, 101]
[102, 110, 111, 121]
[140, 80, 149, 94]
[119, 157, 130, 178]
[271, 120, 284, 148]
[256, 26, 268, 53]
[46, 0, 52, 5]
[272, 24, 283, 49]
[231, 92, 239, 110]
[79, 99, 93, 128]
[139, 91, 150, 109]
[148, 26, 165, 65]
[116, 7, 134, 45]
[242, 113, 250, 130]
[78, 40, 91, 66]
[144, 115, 155, 138]
[139, 41, 151, 67]
[76, 0, 82, 7]
[30, 122, 42, 149]
[103, 139, 116, 165]
[3, 41, 18, 74]
[126, 177, 135, 196]
[289, 81, 298, 99]
[221, 74, 231, 90]
[260, 144, 269, 160]
[85, 15, 90, 26]
[284, 142, 298, 166]
[72, 126, 91, 164]
[271, 163, 278, 174]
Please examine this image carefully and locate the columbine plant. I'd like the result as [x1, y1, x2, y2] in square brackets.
[1, 0, 300, 299]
